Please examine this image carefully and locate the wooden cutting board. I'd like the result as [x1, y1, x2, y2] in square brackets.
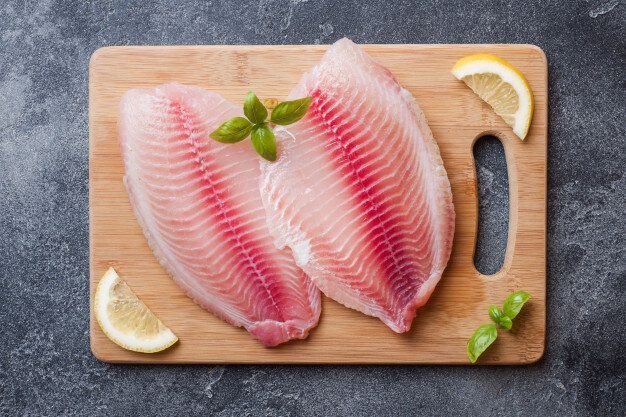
[89, 43, 547, 364]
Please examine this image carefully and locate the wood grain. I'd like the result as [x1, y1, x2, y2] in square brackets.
[89, 44, 547, 364]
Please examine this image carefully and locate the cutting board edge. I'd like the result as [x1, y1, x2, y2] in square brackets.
[88, 43, 548, 365]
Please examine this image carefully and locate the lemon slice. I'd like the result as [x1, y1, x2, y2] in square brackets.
[94, 267, 178, 353]
[452, 54, 534, 140]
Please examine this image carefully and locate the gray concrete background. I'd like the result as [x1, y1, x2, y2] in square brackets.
[1, 1, 624, 416]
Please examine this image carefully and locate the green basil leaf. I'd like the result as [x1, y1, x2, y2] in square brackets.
[503, 291, 531, 320]
[243, 91, 268, 124]
[467, 323, 498, 363]
[251, 124, 277, 161]
[488, 305, 504, 323]
[209, 117, 253, 143]
[270, 96, 313, 125]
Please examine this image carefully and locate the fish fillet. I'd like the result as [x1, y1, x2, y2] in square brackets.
[118, 83, 321, 346]
[260, 39, 455, 332]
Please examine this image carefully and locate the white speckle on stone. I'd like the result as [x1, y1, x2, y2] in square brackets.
[589, 0, 619, 18]
[204, 366, 225, 398]
[319, 22, 334, 37]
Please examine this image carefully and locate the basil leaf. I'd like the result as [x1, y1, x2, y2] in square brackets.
[209, 117, 253, 143]
[503, 291, 531, 320]
[243, 91, 268, 124]
[467, 323, 498, 363]
[488, 305, 504, 323]
[270, 96, 313, 125]
[251, 123, 277, 161]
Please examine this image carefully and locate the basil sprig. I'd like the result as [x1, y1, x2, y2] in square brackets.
[467, 290, 531, 363]
[209, 91, 312, 161]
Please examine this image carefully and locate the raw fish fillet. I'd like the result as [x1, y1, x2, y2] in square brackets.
[118, 83, 321, 346]
[260, 39, 455, 332]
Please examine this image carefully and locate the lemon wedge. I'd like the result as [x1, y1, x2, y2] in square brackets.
[94, 267, 178, 353]
[452, 54, 534, 140]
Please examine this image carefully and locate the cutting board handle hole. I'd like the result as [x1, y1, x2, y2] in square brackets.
[472, 135, 510, 275]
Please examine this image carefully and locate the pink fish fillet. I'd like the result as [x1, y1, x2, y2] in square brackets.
[118, 83, 321, 346]
[260, 38, 455, 332]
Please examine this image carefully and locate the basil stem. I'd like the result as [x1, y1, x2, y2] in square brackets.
[497, 315, 513, 330]
[488, 305, 512, 330]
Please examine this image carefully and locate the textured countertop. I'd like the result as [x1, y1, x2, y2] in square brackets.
[1, 1, 624, 415]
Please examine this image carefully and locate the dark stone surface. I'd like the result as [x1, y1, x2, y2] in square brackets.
[0, 0, 624, 415]
[474, 136, 510, 275]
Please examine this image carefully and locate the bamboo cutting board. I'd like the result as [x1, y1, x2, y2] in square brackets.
[89, 43, 547, 364]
